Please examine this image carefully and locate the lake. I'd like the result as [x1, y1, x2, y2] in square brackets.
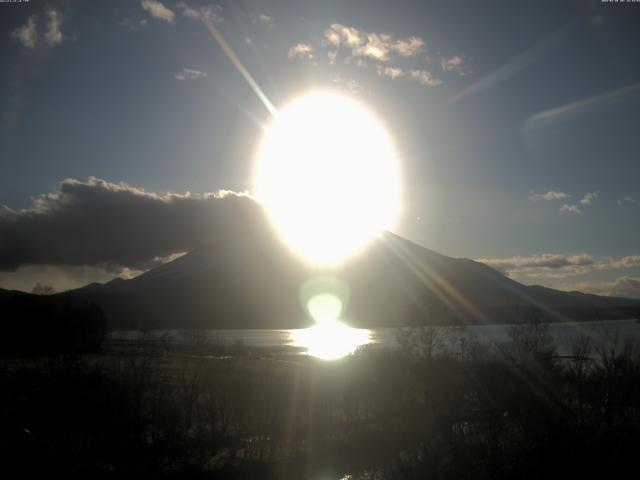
[108, 318, 640, 359]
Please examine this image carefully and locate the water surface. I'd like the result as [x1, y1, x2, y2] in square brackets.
[108, 319, 640, 358]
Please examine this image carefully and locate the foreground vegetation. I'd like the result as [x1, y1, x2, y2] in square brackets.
[1, 322, 640, 479]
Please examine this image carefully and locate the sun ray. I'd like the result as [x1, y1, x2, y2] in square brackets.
[201, 16, 277, 116]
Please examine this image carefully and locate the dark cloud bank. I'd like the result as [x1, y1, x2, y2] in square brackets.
[0, 178, 259, 272]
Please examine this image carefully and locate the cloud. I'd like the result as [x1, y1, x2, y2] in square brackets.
[478, 253, 595, 272]
[440, 55, 468, 75]
[175, 68, 207, 81]
[477, 253, 640, 279]
[141, 0, 175, 23]
[287, 23, 461, 88]
[44, 9, 63, 46]
[0, 178, 260, 273]
[288, 43, 314, 60]
[529, 190, 597, 213]
[559, 204, 581, 214]
[11, 10, 64, 49]
[323, 24, 425, 62]
[356, 32, 393, 61]
[253, 13, 273, 27]
[178, 3, 223, 23]
[606, 256, 640, 269]
[618, 196, 635, 206]
[11, 16, 38, 48]
[580, 191, 599, 205]
[0, 264, 142, 293]
[353, 58, 367, 68]
[395, 36, 425, 57]
[609, 276, 640, 299]
[330, 73, 363, 94]
[324, 24, 361, 48]
[529, 190, 570, 201]
[557, 277, 640, 298]
[376, 65, 405, 79]
[118, 17, 148, 31]
[409, 69, 442, 86]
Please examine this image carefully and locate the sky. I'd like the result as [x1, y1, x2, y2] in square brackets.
[1, 0, 640, 295]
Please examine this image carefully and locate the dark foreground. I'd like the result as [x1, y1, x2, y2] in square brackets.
[1, 323, 640, 479]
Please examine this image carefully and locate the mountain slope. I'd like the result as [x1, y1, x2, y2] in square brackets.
[52, 223, 639, 330]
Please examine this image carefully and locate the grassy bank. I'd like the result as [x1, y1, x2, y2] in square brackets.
[1, 322, 640, 479]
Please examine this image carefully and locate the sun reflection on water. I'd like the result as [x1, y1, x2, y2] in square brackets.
[291, 322, 371, 360]
[293, 277, 370, 360]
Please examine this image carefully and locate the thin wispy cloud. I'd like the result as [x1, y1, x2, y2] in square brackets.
[253, 14, 273, 27]
[11, 10, 64, 49]
[580, 191, 599, 205]
[609, 276, 640, 298]
[409, 69, 442, 86]
[477, 253, 640, 279]
[560, 204, 580, 214]
[529, 190, 570, 201]
[479, 253, 594, 271]
[178, 3, 223, 23]
[330, 73, 363, 94]
[375, 65, 441, 86]
[44, 9, 64, 46]
[175, 68, 207, 81]
[394, 36, 425, 57]
[367, 64, 444, 86]
[441, 55, 468, 75]
[376, 65, 405, 79]
[618, 196, 635, 205]
[118, 17, 148, 31]
[141, 0, 175, 23]
[11, 16, 38, 49]
[558, 277, 640, 298]
[323, 24, 424, 62]
[288, 43, 314, 60]
[530, 190, 599, 214]
[286, 23, 465, 88]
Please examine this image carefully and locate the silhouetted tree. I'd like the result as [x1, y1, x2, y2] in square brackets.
[32, 283, 56, 295]
[0, 294, 106, 355]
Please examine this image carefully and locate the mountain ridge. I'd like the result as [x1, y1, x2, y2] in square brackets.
[21, 228, 632, 330]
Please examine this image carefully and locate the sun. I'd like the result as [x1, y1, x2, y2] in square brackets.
[254, 90, 400, 265]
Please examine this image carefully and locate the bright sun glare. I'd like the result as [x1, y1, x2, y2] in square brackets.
[291, 323, 370, 361]
[254, 91, 400, 265]
[292, 276, 371, 360]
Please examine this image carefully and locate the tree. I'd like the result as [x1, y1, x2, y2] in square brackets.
[32, 283, 56, 295]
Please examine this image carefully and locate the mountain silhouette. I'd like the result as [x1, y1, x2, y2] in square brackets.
[29, 220, 637, 330]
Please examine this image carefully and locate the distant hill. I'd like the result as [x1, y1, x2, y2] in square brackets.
[0, 289, 106, 355]
[11, 221, 631, 330]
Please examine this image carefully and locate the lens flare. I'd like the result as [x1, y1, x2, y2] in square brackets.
[293, 275, 369, 359]
[300, 276, 350, 322]
[307, 293, 343, 325]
